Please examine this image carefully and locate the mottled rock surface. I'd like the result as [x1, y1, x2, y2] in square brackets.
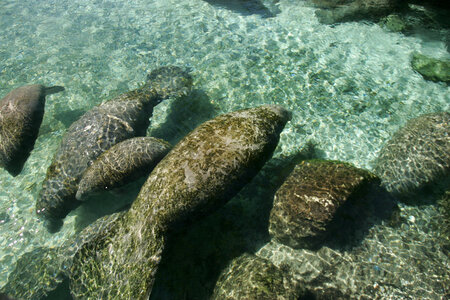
[374, 112, 450, 197]
[36, 66, 192, 227]
[411, 52, 450, 83]
[76, 137, 171, 200]
[70, 105, 291, 299]
[0, 84, 64, 176]
[211, 253, 302, 300]
[312, 0, 403, 24]
[269, 159, 379, 249]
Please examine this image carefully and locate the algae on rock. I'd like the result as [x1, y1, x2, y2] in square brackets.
[411, 52, 450, 83]
[70, 105, 291, 299]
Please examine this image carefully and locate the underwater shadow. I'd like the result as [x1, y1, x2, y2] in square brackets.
[203, 0, 280, 18]
[149, 89, 219, 146]
[320, 184, 400, 251]
[149, 142, 323, 300]
[72, 178, 144, 232]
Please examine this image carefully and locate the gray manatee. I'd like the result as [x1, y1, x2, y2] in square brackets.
[374, 112, 449, 196]
[36, 66, 192, 229]
[0, 84, 64, 176]
[76, 137, 171, 201]
[70, 105, 291, 299]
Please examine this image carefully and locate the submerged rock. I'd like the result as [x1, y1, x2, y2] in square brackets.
[379, 14, 407, 32]
[36, 66, 192, 230]
[411, 52, 450, 83]
[211, 253, 302, 300]
[0, 84, 64, 176]
[374, 112, 450, 197]
[269, 159, 379, 249]
[76, 137, 171, 201]
[70, 105, 291, 299]
[312, 0, 403, 24]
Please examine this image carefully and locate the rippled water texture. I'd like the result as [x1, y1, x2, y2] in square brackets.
[0, 0, 449, 298]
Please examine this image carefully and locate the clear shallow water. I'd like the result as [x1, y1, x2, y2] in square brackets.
[0, 0, 449, 298]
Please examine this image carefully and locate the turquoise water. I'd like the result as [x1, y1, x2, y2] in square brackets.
[0, 0, 449, 298]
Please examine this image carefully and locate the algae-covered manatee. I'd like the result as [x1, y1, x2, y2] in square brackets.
[36, 66, 192, 230]
[374, 112, 449, 197]
[76, 137, 171, 201]
[0, 84, 64, 176]
[70, 105, 291, 299]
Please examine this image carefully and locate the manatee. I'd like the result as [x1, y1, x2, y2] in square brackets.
[36, 66, 192, 229]
[0, 84, 64, 176]
[69, 105, 291, 299]
[211, 253, 302, 300]
[374, 112, 449, 197]
[76, 137, 171, 201]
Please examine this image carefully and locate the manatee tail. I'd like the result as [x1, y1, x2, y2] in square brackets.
[44, 86, 65, 95]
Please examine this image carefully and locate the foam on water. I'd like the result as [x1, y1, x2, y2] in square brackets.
[0, 0, 448, 297]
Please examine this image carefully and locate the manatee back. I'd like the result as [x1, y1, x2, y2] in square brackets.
[0, 84, 64, 176]
[76, 137, 172, 200]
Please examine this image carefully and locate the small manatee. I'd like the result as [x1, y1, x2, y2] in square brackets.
[36, 66, 192, 230]
[70, 105, 291, 299]
[0, 85, 64, 176]
[76, 137, 171, 201]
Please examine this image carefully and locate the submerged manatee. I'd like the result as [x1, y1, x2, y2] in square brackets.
[70, 105, 291, 299]
[374, 112, 449, 197]
[76, 137, 171, 201]
[0, 84, 64, 176]
[36, 67, 192, 229]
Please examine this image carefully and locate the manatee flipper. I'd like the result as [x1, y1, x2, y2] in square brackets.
[76, 137, 171, 201]
[0, 84, 64, 176]
[36, 67, 192, 229]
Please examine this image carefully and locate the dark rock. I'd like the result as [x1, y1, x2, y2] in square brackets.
[269, 159, 379, 249]
[0, 212, 10, 225]
[374, 112, 450, 198]
[312, 0, 404, 24]
[211, 253, 302, 300]
[69, 105, 291, 299]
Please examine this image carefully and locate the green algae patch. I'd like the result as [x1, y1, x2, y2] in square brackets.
[411, 52, 450, 83]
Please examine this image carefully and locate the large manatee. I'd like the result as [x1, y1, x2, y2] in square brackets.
[0, 84, 64, 176]
[70, 105, 291, 299]
[36, 66, 192, 230]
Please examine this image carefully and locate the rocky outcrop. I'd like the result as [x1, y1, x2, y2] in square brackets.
[269, 160, 379, 249]
[312, 0, 404, 24]
[211, 253, 302, 300]
[374, 112, 450, 197]
[411, 52, 450, 83]
[69, 105, 291, 299]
